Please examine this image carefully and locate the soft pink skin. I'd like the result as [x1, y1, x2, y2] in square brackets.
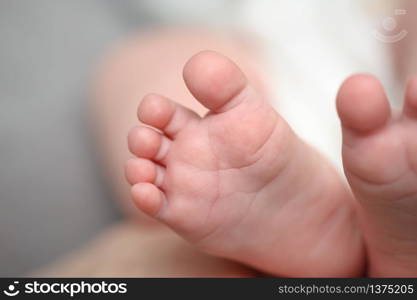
[126, 51, 364, 277]
[337, 74, 417, 277]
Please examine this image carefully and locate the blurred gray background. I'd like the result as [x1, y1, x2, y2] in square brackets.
[0, 0, 151, 276]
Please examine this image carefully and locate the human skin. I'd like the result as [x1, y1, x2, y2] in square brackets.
[121, 47, 363, 275]
[89, 30, 276, 276]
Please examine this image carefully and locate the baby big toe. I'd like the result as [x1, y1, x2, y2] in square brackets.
[337, 74, 391, 133]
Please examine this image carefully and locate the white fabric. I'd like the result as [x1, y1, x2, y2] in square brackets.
[239, 0, 395, 171]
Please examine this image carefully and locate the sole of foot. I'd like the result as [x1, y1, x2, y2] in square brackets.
[337, 74, 417, 277]
[127, 51, 364, 276]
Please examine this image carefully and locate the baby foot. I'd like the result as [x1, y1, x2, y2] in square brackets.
[337, 74, 417, 277]
[126, 51, 363, 276]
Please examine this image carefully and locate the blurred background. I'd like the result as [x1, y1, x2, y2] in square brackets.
[0, 0, 126, 276]
[0, 0, 409, 276]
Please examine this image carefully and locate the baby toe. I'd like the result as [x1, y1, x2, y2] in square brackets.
[125, 158, 165, 187]
[128, 126, 171, 164]
[337, 74, 391, 133]
[131, 183, 165, 217]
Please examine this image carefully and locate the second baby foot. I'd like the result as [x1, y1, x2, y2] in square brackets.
[337, 74, 417, 277]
